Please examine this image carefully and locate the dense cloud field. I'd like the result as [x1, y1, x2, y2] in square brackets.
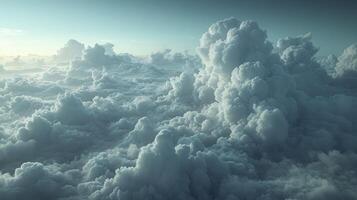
[0, 18, 357, 200]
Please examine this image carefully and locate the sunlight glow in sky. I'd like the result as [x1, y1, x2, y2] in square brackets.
[0, 0, 357, 56]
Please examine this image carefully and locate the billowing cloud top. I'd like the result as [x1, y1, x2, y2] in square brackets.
[0, 18, 357, 200]
[54, 39, 85, 64]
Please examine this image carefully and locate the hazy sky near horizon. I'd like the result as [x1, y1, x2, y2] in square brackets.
[0, 0, 357, 56]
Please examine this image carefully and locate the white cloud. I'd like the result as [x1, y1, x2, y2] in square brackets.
[0, 28, 25, 36]
[0, 18, 357, 200]
[54, 39, 85, 63]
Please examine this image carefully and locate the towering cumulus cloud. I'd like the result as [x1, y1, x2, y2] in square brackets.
[1, 18, 357, 200]
[54, 39, 85, 64]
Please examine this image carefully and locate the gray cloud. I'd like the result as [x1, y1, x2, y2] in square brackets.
[0, 18, 357, 200]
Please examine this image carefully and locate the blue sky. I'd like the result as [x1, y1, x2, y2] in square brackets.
[0, 0, 356, 56]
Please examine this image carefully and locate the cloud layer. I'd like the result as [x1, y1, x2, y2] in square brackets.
[1, 18, 357, 200]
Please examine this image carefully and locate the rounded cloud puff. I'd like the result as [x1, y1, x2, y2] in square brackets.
[336, 44, 357, 76]
[197, 18, 273, 78]
[55, 39, 85, 63]
[0, 162, 78, 200]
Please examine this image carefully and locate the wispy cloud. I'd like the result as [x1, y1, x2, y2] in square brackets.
[0, 28, 25, 36]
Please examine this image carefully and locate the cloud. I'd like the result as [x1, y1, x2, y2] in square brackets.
[0, 28, 25, 36]
[335, 44, 357, 76]
[0, 18, 357, 200]
[331, 44, 357, 88]
[148, 49, 201, 72]
[197, 18, 273, 78]
[4, 55, 48, 69]
[0, 162, 78, 200]
[54, 39, 85, 64]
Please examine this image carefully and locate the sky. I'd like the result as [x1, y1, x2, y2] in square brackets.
[0, 0, 357, 56]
